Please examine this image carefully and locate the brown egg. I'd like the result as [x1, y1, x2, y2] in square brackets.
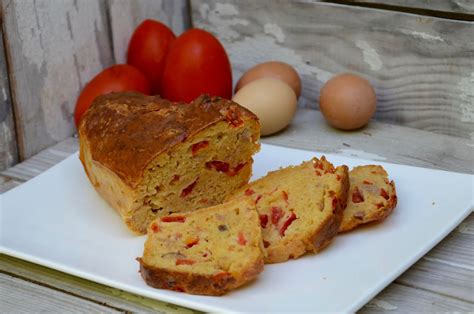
[232, 78, 297, 136]
[319, 73, 376, 130]
[235, 61, 302, 98]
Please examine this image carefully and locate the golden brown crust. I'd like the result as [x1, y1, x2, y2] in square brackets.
[139, 257, 264, 296]
[79, 92, 258, 188]
[310, 165, 349, 251]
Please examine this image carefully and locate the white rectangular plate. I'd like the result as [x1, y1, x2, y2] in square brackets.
[1, 144, 473, 312]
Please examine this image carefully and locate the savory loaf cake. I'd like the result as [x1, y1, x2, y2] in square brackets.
[78, 92, 260, 234]
[227, 157, 349, 263]
[139, 197, 265, 295]
[339, 165, 397, 232]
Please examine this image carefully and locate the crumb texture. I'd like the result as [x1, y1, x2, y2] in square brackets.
[140, 198, 264, 295]
[228, 156, 349, 263]
[339, 165, 397, 232]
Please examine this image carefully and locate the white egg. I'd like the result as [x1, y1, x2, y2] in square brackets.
[232, 78, 297, 136]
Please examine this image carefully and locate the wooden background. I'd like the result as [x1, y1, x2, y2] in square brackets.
[0, 0, 189, 166]
[0, 0, 473, 166]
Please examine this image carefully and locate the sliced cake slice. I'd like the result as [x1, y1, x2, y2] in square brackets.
[227, 156, 349, 264]
[339, 165, 397, 232]
[139, 197, 264, 296]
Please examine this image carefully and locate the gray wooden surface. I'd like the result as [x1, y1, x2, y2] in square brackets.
[1, 0, 114, 160]
[0, 0, 192, 163]
[109, 0, 190, 64]
[0, 26, 18, 171]
[1, 109, 473, 312]
[191, 0, 474, 139]
[348, 0, 474, 15]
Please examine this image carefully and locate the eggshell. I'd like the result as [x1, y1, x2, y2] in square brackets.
[235, 61, 302, 98]
[319, 73, 376, 130]
[232, 78, 297, 136]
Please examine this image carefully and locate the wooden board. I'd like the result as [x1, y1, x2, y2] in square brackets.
[191, 0, 474, 139]
[108, 0, 190, 64]
[348, 0, 474, 15]
[0, 273, 120, 313]
[361, 283, 473, 313]
[0, 0, 114, 160]
[0, 26, 18, 171]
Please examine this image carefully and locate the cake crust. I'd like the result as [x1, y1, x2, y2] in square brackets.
[79, 92, 258, 188]
[139, 257, 263, 296]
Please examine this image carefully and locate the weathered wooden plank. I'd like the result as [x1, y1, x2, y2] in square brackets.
[0, 255, 198, 313]
[361, 283, 473, 313]
[1, 254, 472, 314]
[457, 212, 474, 235]
[262, 109, 474, 174]
[108, 0, 190, 64]
[349, 0, 474, 15]
[1, 137, 78, 181]
[397, 257, 474, 302]
[0, 25, 18, 171]
[0, 273, 121, 313]
[1, 0, 114, 160]
[424, 231, 474, 271]
[0, 174, 22, 194]
[191, 0, 474, 139]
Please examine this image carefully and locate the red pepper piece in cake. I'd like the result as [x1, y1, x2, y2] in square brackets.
[185, 236, 199, 248]
[259, 214, 269, 228]
[279, 212, 297, 236]
[150, 222, 160, 233]
[175, 258, 195, 266]
[161, 215, 186, 223]
[191, 141, 209, 156]
[237, 232, 247, 246]
[271, 206, 284, 225]
[206, 161, 230, 173]
[352, 187, 364, 203]
[245, 188, 255, 196]
[181, 180, 197, 197]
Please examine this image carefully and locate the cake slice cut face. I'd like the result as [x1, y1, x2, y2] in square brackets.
[139, 198, 264, 296]
[79, 92, 260, 234]
[339, 165, 397, 232]
[227, 157, 349, 264]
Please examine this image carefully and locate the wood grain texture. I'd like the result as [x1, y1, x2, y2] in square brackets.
[349, 0, 474, 15]
[263, 109, 474, 174]
[398, 257, 474, 302]
[0, 175, 21, 193]
[0, 26, 18, 171]
[1, 137, 78, 181]
[0, 255, 197, 314]
[191, 0, 474, 139]
[1, 0, 114, 160]
[0, 273, 120, 313]
[108, 0, 190, 64]
[361, 283, 473, 313]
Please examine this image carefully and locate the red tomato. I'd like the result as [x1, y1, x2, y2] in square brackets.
[74, 64, 150, 127]
[127, 19, 176, 93]
[161, 28, 232, 102]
